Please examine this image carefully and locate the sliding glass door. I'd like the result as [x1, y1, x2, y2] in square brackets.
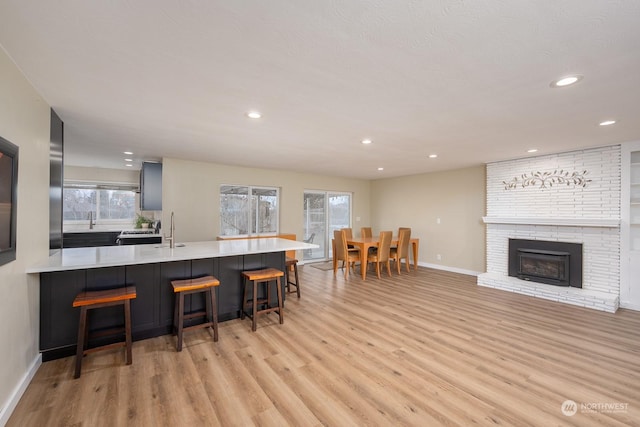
[303, 191, 352, 261]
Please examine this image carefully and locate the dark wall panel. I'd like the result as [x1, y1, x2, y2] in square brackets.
[49, 109, 63, 251]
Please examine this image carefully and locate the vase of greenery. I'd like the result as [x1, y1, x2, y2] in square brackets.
[135, 213, 154, 229]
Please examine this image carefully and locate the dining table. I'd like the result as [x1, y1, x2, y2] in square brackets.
[332, 235, 420, 280]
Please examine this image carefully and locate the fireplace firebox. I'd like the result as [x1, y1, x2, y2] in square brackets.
[508, 239, 582, 288]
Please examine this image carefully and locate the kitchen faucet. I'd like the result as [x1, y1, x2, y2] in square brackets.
[164, 211, 175, 248]
[87, 211, 95, 229]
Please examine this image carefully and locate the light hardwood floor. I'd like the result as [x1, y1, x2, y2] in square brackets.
[9, 265, 640, 426]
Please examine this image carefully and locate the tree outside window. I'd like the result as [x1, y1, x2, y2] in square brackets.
[63, 188, 135, 222]
[220, 185, 279, 236]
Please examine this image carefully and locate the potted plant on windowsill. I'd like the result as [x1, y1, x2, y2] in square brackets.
[135, 213, 154, 229]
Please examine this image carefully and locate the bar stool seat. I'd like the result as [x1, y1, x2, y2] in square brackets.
[285, 257, 301, 298]
[171, 275, 220, 352]
[73, 286, 137, 379]
[241, 268, 284, 331]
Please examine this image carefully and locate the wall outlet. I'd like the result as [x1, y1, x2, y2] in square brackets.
[437, 217, 441, 224]
[436, 254, 442, 261]
[356, 216, 361, 222]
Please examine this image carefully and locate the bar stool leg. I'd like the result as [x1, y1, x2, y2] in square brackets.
[83, 310, 90, 351]
[284, 266, 291, 293]
[173, 292, 179, 335]
[276, 277, 284, 324]
[209, 287, 218, 342]
[74, 306, 88, 379]
[241, 277, 248, 320]
[252, 281, 258, 332]
[293, 263, 300, 298]
[266, 280, 271, 310]
[177, 292, 185, 352]
[124, 299, 132, 365]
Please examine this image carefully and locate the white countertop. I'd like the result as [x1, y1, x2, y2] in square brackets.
[27, 238, 317, 273]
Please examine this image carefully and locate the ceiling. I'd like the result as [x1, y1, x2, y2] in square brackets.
[1, 1, 639, 180]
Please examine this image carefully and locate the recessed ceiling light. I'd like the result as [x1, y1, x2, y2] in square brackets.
[377, 167, 384, 171]
[599, 120, 616, 126]
[550, 75, 583, 88]
[428, 154, 437, 158]
[246, 111, 262, 119]
[362, 139, 372, 145]
[123, 151, 133, 155]
[125, 164, 133, 167]
[527, 149, 538, 153]
[124, 158, 133, 162]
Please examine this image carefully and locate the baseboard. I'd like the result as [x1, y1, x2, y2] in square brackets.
[299, 259, 482, 277]
[418, 262, 482, 277]
[0, 353, 41, 426]
[619, 301, 640, 311]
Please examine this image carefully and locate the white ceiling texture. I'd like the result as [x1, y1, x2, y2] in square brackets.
[1, 1, 639, 179]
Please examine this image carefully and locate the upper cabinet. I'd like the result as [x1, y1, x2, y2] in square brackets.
[140, 162, 162, 211]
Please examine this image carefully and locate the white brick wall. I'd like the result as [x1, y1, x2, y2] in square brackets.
[479, 146, 622, 312]
[487, 146, 621, 219]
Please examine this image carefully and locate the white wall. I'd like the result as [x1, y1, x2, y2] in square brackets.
[0, 47, 50, 422]
[486, 146, 621, 220]
[161, 157, 371, 258]
[370, 165, 486, 274]
[65, 165, 139, 185]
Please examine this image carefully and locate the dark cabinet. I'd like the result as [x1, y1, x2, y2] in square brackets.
[126, 263, 161, 333]
[63, 231, 121, 248]
[117, 235, 162, 245]
[40, 270, 85, 351]
[140, 162, 162, 210]
[38, 252, 286, 360]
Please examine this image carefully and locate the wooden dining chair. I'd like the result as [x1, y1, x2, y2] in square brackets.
[390, 228, 411, 274]
[333, 229, 360, 278]
[390, 227, 410, 250]
[342, 227, 353, 239]
[360, 227, 372, 238]
[342, 227, 355, 243]
[366, 231, 392, 278]
[341, 227, 360, 253]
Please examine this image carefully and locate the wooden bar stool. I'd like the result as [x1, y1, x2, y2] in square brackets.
[285, 257, 301, 298]
[73, 286, 137, 379]
[241, 268, 284, 331]
[171, 275, 220, 352]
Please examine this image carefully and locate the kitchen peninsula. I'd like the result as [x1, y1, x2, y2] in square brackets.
[28, 238, 316, 360]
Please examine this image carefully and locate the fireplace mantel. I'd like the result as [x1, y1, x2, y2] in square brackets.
[482, 216, 620, 228]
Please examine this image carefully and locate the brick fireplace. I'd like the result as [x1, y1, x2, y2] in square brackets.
[477, 146, 621, 312]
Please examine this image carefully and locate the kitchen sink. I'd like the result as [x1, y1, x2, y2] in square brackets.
[154, 243, 186, 248]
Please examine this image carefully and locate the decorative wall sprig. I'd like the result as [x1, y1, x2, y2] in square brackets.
[503, 169, 591, 190]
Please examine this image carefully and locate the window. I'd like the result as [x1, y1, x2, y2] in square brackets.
[220, 185, 279, 236]
[63, 187, 136, 223]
